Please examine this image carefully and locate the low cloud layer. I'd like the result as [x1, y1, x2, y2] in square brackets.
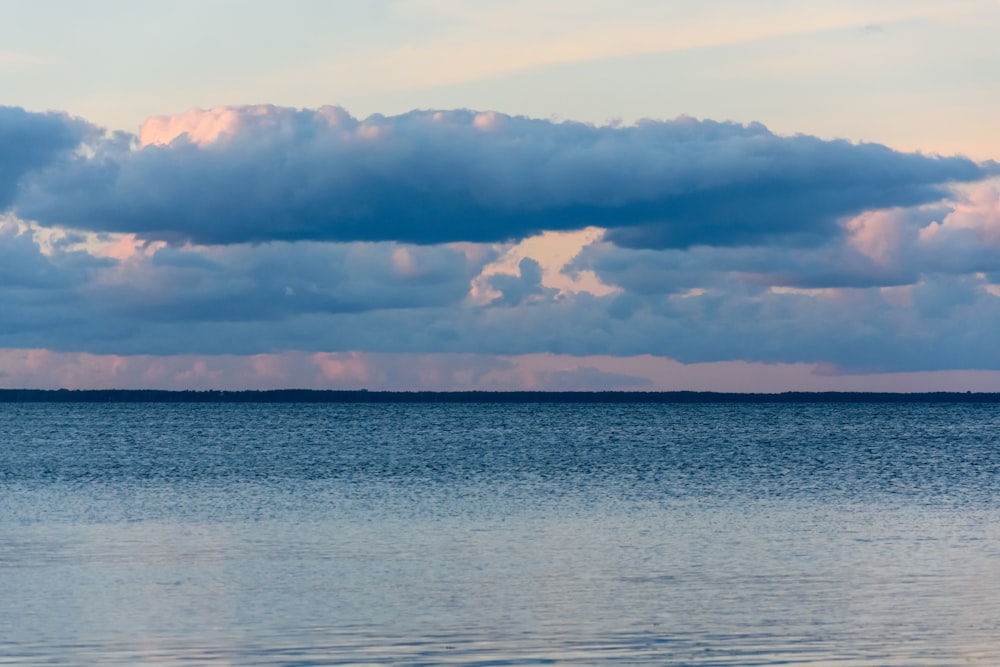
[7, 105, 994, 249]
[5, 348, 1000, 393]
[3, 209, 1000, 373]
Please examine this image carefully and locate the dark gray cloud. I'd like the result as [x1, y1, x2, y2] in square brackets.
[573, 196, 1000, 292]
[4, 227, 1000, 373]
[412, 277, 1000, 373]
[0, 224, 111, 290]
[88, 241, 492, 324]
[487, 257, 558, 306]
[0, 228, 498, 358]
[12, 105, 994, 249]
[0, 106, 96, 208]
[575, 241, 918, 293]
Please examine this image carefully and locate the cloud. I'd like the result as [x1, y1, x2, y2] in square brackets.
[0, 231, 491, 342]
[4, 272, 1000, 373]
[0, 220, 112, 291]
[121, 240, 488, 322]
[5, 105, 1000, 381]
[0, 106, 96, 208]
[575, 186, 1000, 292]
[524, 365, 653, 391]
[4, 212, 1000, 374]
[486, 257, 559, 306]
[12, 105, 993, 249]
[5, 347, 1000, 392]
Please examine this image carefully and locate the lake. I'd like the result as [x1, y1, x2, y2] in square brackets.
[1, 402, 999, 665]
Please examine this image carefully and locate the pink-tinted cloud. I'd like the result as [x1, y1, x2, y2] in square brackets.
[920, 184, 1000, 246]
[3, 349, 1000, 393]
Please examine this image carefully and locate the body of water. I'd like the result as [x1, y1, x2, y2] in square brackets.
[1, 402, 999, 665]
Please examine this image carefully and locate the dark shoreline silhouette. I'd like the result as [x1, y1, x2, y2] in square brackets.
[1, 389, 998, 403]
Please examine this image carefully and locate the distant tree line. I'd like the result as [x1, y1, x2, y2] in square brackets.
[0, 389, 998, 403]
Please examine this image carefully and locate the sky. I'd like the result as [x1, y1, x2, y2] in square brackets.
[2, 0, 1000, 392]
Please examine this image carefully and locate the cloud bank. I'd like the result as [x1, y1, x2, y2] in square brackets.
[3, 104, 1000, 386]
[8, 105, 993, 249]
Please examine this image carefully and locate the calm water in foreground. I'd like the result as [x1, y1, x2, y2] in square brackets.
[1, 402, 999, 666]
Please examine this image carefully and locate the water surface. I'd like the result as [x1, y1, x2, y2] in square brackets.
[1, 402, 999, 665]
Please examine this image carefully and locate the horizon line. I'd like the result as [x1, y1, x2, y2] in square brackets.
[2, 388, 998, 403]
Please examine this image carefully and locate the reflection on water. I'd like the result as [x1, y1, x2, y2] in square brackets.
[1, 403, 999, 665]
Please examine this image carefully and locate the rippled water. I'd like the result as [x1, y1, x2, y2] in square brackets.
[1, 402, 999, 665]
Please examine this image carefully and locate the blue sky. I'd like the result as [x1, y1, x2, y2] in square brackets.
[2, 0, 1000, 390]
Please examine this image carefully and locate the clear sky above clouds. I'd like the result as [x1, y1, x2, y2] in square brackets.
[2, 0, 1000, 391]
